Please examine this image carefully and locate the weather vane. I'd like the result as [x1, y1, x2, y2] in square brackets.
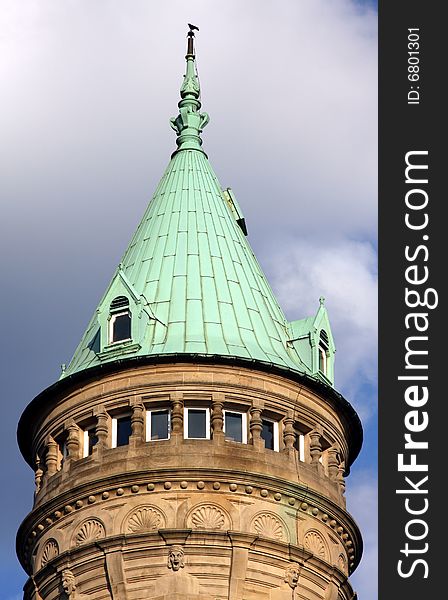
[187, 23, 199, 54]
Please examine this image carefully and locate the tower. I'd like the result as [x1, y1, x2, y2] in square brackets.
[17, 27, 362, 600]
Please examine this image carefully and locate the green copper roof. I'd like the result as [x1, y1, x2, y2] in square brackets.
[62, 30, 335, 386]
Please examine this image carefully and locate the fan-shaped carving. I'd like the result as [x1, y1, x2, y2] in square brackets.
[40, 539, 59, 567]
[190, 505, 226, 529]
[74, 519, 105, 546]
[304, 531, 327, 559]
[126, 506, 164, 533]
[338, 553, 347, 573]
[252, 513, 286, 541]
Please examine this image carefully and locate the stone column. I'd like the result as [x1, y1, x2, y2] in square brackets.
[337, 460, 346, 497]
[309, 426, 323, 467]
[131, 402, 145, 441]
[66, 421, 81, 460]
[94, 406, 109, 448]
[282, 413, 296, 455]
[45, 436, 58, 477]
[34, 455, 43, 495]
[170, 392, 183, 436]
[327, 444, 340, 481]
[211, 393, 224, 441]
[250, 401, 264, 450]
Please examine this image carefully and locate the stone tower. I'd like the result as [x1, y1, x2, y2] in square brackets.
[17, 27, 362, 600]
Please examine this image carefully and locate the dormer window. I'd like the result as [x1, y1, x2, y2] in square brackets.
[109, 296, 131, 344]
[318, 330, 329, 376]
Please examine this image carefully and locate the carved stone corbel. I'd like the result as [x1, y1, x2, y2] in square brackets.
[61, 568, 77, 599]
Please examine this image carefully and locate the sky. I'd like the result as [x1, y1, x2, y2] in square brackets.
[0, 1, 377, 598]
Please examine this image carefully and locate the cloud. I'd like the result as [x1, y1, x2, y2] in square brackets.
[265, 237, 377, 420]
[1, 0, 377, 245]
[346, 470, 378, 600]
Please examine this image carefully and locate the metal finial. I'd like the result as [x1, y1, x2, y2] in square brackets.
[187, 23, 199, 55]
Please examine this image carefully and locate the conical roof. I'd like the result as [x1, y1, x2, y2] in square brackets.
[62, 29, 325, 382]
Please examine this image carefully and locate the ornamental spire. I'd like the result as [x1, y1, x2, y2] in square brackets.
[170, 24, 209, 154]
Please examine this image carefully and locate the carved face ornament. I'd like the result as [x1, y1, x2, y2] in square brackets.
[168, 545, 185, 571]
[61, 569, 76, 594]
[285, 566, 300, 589]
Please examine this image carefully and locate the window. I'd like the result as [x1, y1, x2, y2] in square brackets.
[318, 330, 329, 376]
[294, 433, 306, 462]
[146, 409, 170, 441]
[261, 418, 279, 451]
[83, 427, 98, 458]
[109, 296, 131, 344]
[184, 408, 210, 439]
[112, 414, 132, 447]
[318, 346, 327, 375]
[223, 410, 247, 443]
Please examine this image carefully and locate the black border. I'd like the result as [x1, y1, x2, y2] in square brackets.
[379, 2, 444, 596]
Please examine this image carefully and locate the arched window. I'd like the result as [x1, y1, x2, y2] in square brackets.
[109, 296, 131, 344]
[318, 330, 329, 376]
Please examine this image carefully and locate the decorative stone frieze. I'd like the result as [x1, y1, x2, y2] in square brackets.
[251, 513, 288, 541]
[338, 553, 348, 574]
[124, 506, 165, 533]
[304, 530, 328, 561]
[73, 519, 105, 547]
[187, 504, 230, 530]
[39, 539, 59, 568]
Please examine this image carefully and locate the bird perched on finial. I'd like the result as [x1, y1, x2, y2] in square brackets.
[186, 24, 199, 54]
